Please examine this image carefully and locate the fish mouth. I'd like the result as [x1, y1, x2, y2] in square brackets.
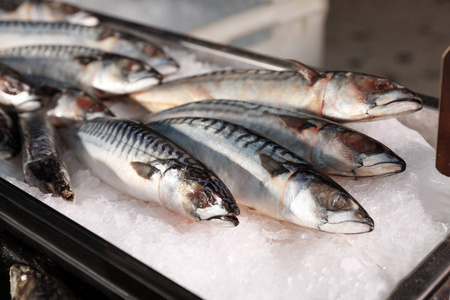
[352, 160, 406, 178]
[318, 218, 374, 234]
[201, 215, 239, 227]
[152, 59, 180, 76]
[124, 76, 162, 93]
[368, 96, 423, 119]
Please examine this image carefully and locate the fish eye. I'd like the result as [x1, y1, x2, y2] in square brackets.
[60, 4, 81, 14]
[375, 80, 390, 91]
[331, 195, 348, 210]
[145, 45, 164, 56]
[193, 189, 215, 208]
[126, 61, 145, 73]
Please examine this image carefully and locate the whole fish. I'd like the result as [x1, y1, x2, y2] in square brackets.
[0, 44, 162, 96]
[147, 117, 374, 234]
[59, 117, 240, 226]
[0, 21, 179, 75]
[131, 61, 423, 122]
[0, 61, 44, 112]
[19, 112, 74, 201]
[10, 264, 77, 300]
[144, 100, 406, 179]
[0, 0, 98, 26]
[0, 105, 20, 159]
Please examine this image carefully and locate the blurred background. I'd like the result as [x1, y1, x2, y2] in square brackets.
[67, 0, 450, 98]
[67, 0, 450, 146]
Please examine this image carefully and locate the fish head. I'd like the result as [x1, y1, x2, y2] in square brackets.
[159, 165, 240, 227]
[281, 168, 374, 234]
[131, 40, 179, 75]
[312, 124, 406, 178]
[322, 72, 422, 121]
[0, 74, 43, 112]
[93, 56, 162, 94]
[47, 89, 112, 126]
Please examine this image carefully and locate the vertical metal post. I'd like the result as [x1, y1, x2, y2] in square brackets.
[437, 47, 450, 176]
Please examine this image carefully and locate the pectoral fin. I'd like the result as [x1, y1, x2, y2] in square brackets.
[286, 59, 321, 85]
[130, 161, 160, 179]
[279, 115, 317, 132]
[259, 153, 290, 177]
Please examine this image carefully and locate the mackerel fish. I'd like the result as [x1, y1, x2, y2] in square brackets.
[0, 44, 162, 96]
[0, 21, 179, 75]
[144, 100, 406, 179]
[59, 117, 240, 226]
[147, 117, 374, 234]
[131, 61, 422, 122]
[19, 111, 74, 201]
[0, 0, 98, 26]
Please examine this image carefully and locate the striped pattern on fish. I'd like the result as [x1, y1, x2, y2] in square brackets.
[147, 117, 374, 234]
[0, 44, 162, 95]
[131, 62, 422, 122]
[59, 117, 240, 226]
[19, 112, 74, 201]
[145, 99, 406, 178]
[0, 21, 179, 75]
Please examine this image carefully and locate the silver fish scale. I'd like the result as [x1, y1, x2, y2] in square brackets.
[0, 20, 104, 39]
[185, 69, 303, 82]
[152, 117, 310, 171]
[77, 118, 208, 171]
[0, 44, 107, 60]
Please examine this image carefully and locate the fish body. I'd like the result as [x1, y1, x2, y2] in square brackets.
[0, 21, 179, 75]
[147, 117, 374, 234]
[0, 0, 99, 26]
[0, 105, 20, 159]
[10, 264, 77, 300]
[0, 45, 162, 95]
[0, 61, 44, 111]
[145, 100, 406, 178]
[19, 112, 74, 201]
[59, 117, 240, 226]
[132, 66, 422, 122]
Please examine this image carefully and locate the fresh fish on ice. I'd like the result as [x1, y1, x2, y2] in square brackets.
[0, 61, 44, 112]
[10, 264, 77, 300]
[147, 117, 374, 234]
[131, 61, 422, 122]
[19, 111, 74, 201]
[0, 21, 179, 75]
[0, 105, 20, 159]
[0, 44, 162, 96]
[59, 117, 240, 226]
[0, 0, 98, 26]
[145, 100, 406, 179]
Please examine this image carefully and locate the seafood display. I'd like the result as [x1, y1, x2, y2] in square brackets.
[0, 0, 99, 26]
[147, 117, 374, 233]
[0, 45, 162, 96]
[59, 117, 240, 226]
[144, 100, 405, 178]
[0, 4, 426, 235]
[10, 264, 77, 300]
[131, 63, 423, 122]
[19, 112, 74, 202]
[0, 21, 179, 75]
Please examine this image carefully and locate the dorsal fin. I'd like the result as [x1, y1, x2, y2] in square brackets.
[258, 153, 290, 177]
[130, 161, 160, 179]
[286, 59, 321, 84]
